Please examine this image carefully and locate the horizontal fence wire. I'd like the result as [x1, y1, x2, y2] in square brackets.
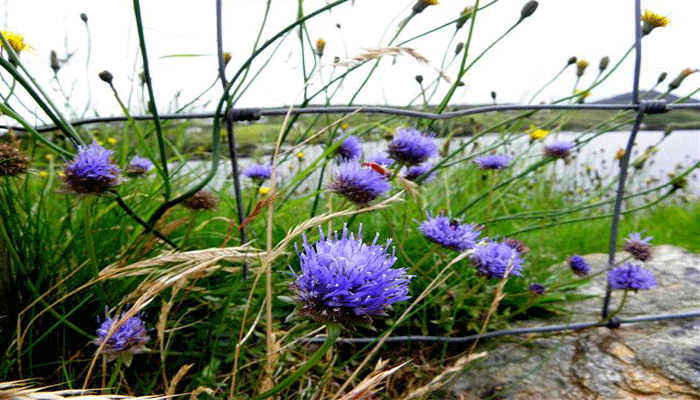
[1, 0, 698, 349]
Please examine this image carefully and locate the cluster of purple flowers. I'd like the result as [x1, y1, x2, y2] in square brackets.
[418, 214, 480, 252]
[125, 156, 153, 177]
[543, 141, 574, 159]
[293, 225, 412, 323]
[93, 309, 149, 362]
[608, 263, 656, 290]
[568, 255, 590, 276]
[334, 135, 362, 161]
[242, 164, 272, 183]
[471, 241, 524, 279]
[473, 154, 511, 170]
[403, 163, 434, 183]
[329, 162, 391, 205]
[64, 143, 120, 194]
[387, 128, 437, 165]
[623, 232, 653, 261]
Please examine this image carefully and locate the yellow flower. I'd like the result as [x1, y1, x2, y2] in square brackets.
[195, 146, 205, 154]
[0, 30, 29, 54]
[315, 38, 326, 57]
[259, 187, 270, 195]
[422, 0, 438, 5]
[576, 59, 588, 77]
[96, 140, 104, 146]
[39, 171, 48, 178]
[575, 89, 591, 103]
[58, 171, 65, 177]
[44, 153, 54, 161]
[341, 122, 349, 130]
[641, 10, 669, 35]
[615, 148, 625, 160]
[529, 128, 549, 141]
[107, 137, 118, 145]
[296, 152, 305, 161]
[576, 188, 583, 194]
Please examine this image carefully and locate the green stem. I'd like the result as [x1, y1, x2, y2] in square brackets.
[84, 197, 107, 304]
[250, 324, 340, 400]
[106, 357, 123, 392]
[606, 289, 629, 320]
[484, 170, 495, 236]
[132, 0, 170, 200]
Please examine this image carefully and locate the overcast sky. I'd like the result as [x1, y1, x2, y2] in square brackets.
[2, 0, 698, 121]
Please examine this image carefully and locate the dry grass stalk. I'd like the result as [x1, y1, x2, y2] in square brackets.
[165, 364, 193, 397]
[334, 46, 451, 83]
[0, 380, 163, 399]
[337, 360, 409, 400]
[400, 352, 487, 400]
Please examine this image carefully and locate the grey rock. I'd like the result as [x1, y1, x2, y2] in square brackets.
[445, 245, 700, 400]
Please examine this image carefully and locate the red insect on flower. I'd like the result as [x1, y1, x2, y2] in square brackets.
[362, 162, 392, 178]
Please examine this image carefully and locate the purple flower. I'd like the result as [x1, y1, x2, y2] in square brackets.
[418, 214, 480, 252]
[370, 152, 394, 166]
[544, 141, 574, 159]
[93, 309, 149, 363]
[404, 163, 435, 183]
[568, 255, 590, 276]
[473, 154, 511, 170]
[529, 283, 546, 295]
[242, 164, 272, 182]
[125, 156, 153, 177]
[293, 225, 412, 323]
[329, 162, 391, 205]
[387, 128, 437, 165]
[471, 241, 524, 279]
[63, 143, 119, 194]
[623, 232, 653, 261]
[608, 263, 656, 290]
[334, 135, 362, 161]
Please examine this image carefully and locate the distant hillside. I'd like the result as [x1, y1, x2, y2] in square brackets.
[594, 91, 700, 104]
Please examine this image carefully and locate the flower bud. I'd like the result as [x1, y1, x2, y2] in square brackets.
[519, 1, 538, 22]
[491, 91, 497, 101]
[455, 42, 464, 55]
[80, 13, 88, 23]
[315, 38, 326, 57]
[415, 75, 423, 84]
[576, 59, 589, 77]
[567, 56, 577, 66]
[455, 7, 472, 30]
[98, 70, 113, 84]
[598, 56, 609, 73]
[657, 71, 667, 84]
[412, 0, 438, 14]
[615, 148, 625, 160]
[668, 68, 697, 91]
[223, 52, 232, 66]
[50, 50, 60, 74]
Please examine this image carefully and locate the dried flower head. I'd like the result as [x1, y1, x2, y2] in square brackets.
[242, 164, 272, 183]
[334, 135, 362, 161]
[63, 143, 120, 194]
[182, 190, 218, 211]
[387, 128, 437, 165]
[456, 7, 472, 30]
[125, 156, 153, 177]
[50, 50, 60, 74]
[223, 52, 232, 65]
[504, 238, 530, 254]
[529, 283, 546, 295]
[315, 38, 326, 57]
[93, 309, 149, 365]
[0, 142, 29, 176]
[544, 141, 574, 159]
[641, 10, 669, 35]
[615, 148, 625, 161]
[568, 255, 590, 276]
[608, 263, 656, 290]
[576, 59, 589, 77]
[473, 154, 511, 170]
[329, 162, 391, 205]
[668, 68, 698, 91]
[529, 128, 549, 141]
[293, 225, 412, 324]
[418, 214, 480, 252]
[0, 30, 29, 54]
[412, 0, 438, 14]
[623, 232, 653, 261]
[403, 163, 434, 183]
[471, 241, 524, 279]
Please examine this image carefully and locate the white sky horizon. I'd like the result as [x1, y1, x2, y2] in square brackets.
[1, 0, 698, 123]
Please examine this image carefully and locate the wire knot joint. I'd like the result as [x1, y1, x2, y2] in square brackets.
[638, 100, 668, 114]
[228, 108, 262, 122]
[605, 317, 622, 330]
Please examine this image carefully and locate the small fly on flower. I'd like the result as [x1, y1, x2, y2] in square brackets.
[363, 162, 392, 178]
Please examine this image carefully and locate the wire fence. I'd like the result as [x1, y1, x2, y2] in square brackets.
[2, 0, 700, 345]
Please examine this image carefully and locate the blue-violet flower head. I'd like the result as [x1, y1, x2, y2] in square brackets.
[93, 310, 149, 357]
[329, 162, 391, 205]
[623, 232, 653, 261]
[529, 283, 546, 295]
[293, 225, 412, 323]
[471, 241, 524, 279]
[242, 164, 272, 182]
[473, 154, 511, 170]
[608, 263, 656, 290]
[63, 143, 120, 194]
[568, 255, 590, 276]
[125, 156, 153, 177]
[544, 141, 574, 159]
[404, 163, 435, 183]
[418, 214, 480, 252]
[370, 152, 394, 166]
[387, 128, 437, 165]
[334, 135, 362, 161]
